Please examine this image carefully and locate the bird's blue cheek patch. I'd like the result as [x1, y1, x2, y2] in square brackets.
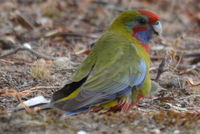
[135, 29, 153, 44]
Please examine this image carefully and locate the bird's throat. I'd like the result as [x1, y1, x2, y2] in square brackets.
[132, 29, 153, 54]
[132, 34, 150, 54]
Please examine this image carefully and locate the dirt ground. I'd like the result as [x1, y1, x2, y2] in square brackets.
[0, 0, 200, 134]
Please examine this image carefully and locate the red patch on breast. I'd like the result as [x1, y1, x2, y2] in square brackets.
[141, 43, 150, 54]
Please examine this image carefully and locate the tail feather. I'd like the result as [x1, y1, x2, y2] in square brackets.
[63, 107, 89, 116]
[8, 95, 51, 112]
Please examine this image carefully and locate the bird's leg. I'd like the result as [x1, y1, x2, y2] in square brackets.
[121, 94, 145, 112]
[90, 106, 102, 112]
[107, 98, 126, 112]
[108, 95, 133, 112]
[121, 94, 133, 112]
[121, 103, 134, 112]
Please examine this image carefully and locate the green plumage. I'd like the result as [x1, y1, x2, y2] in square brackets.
[51, 10, 161, 114]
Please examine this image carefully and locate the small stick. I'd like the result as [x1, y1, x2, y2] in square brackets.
[155, 53, 166, 81]
[0, 46, 56, 60]
[183, 53, 200, 57]
[46, 32, 98, 39]
[179, 65, 197, 75]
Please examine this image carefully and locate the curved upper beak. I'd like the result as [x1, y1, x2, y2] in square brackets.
[152, 21, 162, 36]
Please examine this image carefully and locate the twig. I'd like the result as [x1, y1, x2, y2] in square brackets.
[182, 53, 200, 57]
[155, 53, 166, 81]
[16, 94, 33, 114]
[0, 59, 15, 64]
[150, 56, 163, 61]
[180, 95, 200, 100]
[46, 32, 98, 39]
[0, 46, 56, 60]
[29, 86, 61, 91]
[179, 65, 197, 75]
[150, 66, 158, 71]
[14, 12, 35, 30]
[0, 89, 33, 114]
[186, 78, 200, 87]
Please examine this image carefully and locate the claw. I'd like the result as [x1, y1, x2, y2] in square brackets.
[91, 95, 145, 113]
[121, 103, 134, 112]
[90, 106, 102, 112]
[108, 98, 132, 112]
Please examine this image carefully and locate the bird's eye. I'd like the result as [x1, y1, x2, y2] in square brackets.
[154, 21, 159, 25]
[138, 18, 146, 25]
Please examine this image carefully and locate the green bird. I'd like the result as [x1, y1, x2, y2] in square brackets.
[51, 10, 162, 115]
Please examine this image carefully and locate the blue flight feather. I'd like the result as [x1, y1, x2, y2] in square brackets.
[63, 107, 89, 116]
[130, 60, 146, 86]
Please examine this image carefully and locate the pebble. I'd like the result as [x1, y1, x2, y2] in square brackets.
[152, 128, 160, 134]
[77, 130, 87, 134]
[174, 130, 180, 134]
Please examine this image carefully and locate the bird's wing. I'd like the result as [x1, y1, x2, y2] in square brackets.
[52, 32, 147, 111]
[51, 51, 96, 102]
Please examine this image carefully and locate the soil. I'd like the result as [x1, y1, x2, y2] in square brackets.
[0, 0, 200, 134]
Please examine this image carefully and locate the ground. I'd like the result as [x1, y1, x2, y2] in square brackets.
[0, 0, 200, 134]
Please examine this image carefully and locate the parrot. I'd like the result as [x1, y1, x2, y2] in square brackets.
[50, 10, 162, 115]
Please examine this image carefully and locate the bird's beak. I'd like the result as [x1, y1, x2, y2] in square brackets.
[152, 21, 162, 36]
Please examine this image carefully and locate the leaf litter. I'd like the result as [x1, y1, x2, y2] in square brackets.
[0, 0, 200, 134]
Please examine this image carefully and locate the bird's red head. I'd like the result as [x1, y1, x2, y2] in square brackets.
[131, 10, 162, 53]
[109, 10, 162, 53]
[138, 10, 160, 25]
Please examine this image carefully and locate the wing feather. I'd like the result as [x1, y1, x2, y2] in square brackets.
[52, 32, 147, 112]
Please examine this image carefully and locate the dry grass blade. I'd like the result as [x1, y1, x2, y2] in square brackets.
[0, 89, 31, 98]
[0, 86, 59, 113]
[155, 53, 166, 81]
[12, 12, 35, 30]
[179, 65, 197, 75]
[29, 86, 61, 90]
[186, 77, 200, 87]
[0, 89, 33, 113]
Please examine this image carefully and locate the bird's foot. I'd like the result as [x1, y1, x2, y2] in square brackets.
[121, 103, 134, 112]
[107, 99, 132, 112]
